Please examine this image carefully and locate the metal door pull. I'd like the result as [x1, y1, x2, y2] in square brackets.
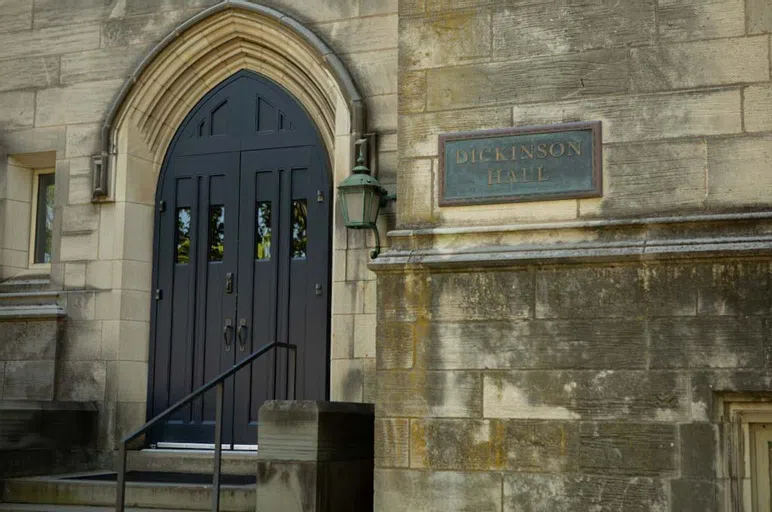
[237, 319, 248, 351]
[223, 318, 233, 351]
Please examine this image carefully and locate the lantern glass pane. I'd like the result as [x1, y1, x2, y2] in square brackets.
[343, 188, 365, 224]
[366, 189, 381, 224]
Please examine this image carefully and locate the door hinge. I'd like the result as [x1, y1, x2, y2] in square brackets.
[155, 289, 163, 300]
[317, 190, 324, 203]
[315, 284, 323, 296]
[158, 200, 166, 212]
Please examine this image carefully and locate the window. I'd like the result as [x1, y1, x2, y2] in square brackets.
[32, 171, 55, 264]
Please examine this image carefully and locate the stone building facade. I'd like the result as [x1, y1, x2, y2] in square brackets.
[0, 0, 770, 510]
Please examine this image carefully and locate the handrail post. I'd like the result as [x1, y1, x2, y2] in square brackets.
[212, 381, 225, 512]
[116, 443, 127, 512]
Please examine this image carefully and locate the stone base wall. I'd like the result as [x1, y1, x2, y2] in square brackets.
[373, 257, 772, 511]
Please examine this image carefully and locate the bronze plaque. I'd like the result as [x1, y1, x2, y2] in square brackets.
[439, 121, 602, 206]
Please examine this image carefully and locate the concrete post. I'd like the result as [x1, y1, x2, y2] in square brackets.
[256, 400, 374, 512]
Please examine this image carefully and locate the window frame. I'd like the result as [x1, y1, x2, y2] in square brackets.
[27, 168, 55, 268]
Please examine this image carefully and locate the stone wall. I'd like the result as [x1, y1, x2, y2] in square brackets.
[375, 0, 772, 510]
[0, 0, 397, 452]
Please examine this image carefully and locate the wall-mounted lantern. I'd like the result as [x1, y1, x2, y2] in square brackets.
[337, 138, 393, 259]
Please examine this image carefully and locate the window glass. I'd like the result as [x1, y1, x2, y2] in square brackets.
[33, 173, 55, 264]
[176, 208, 191, 264]
[255, 202, 272, 260]
[291, 200, 307, 259]
[208, 206, 225, 261]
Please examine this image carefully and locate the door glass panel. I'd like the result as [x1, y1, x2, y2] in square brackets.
[176, 208, 191, 264]
[208, 205, 225, 261]
[291, 199, 307, 259]
[255, 202, 272, 260]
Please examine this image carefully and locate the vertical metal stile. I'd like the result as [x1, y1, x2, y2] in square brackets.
[212, 381, 225, 512]
[116, 443, 127, 512]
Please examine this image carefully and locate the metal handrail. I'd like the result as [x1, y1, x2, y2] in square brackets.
[115, 341, 297, 512]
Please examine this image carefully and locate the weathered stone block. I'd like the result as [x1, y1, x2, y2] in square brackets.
[708, 134, 772, 206]
[644, 264, 699, 316]
[374, 469, 501, 511]
[400, 10, 490, 70]
[262, 0, 359, 23]
[0, 24, 100, 61]
[62, 203, 100, 233]
[503, 473, 668, 511]
[102, 9, 197, 47]
[331, 358, 363, 402]
[431, 270, 532, 320]
[0, 127, 66, 155]
[419, 319, 646, 370]
[57, 361, 106, 402]
[427, 49, 627, 111]
[396, 158, 433, 226]
[64, 262, 87, 290]
[353, 313, 376, 359]
[0, 0, 32, 33]
[35, 79, 122, 128]
[0, 320, 60, 361]
[62, 321, 102, 361]
[513, 89, 741, 144]
[535, 266, 642, 319]
[745, 84, 772, 133]
[375, 418, 409, 468]
[61, 45, 152, 85]
[398, 70, 425, 114]
[696, 262, 772, 316]
[659, 0, 745, 42]
[579, 422, 677, 476]
[483, 371, 688, 421]
[377, 272, 430, 322]
[670, 478, 718, 512]
[376, 370, 482, 418]
[410, 419, 502, 470]
[361, 0, 397, 15]
[0, 56, 59, 93]
[342, 50, 397, 97]
[492, 1, 655, 60]
[0, 91, 35, 130]
[333, 281, 364, 315]
[314, 14, 397, 55]
[631, 36, 769, 92]
[650, 317, 764, 369]
[366, 94, 398, 132]
[117, 360, 148, 402]
[398, 0, 424, 16]
[60, 232, 99, 262]
[331, 314, 354, 359]
[2, 361, 55, 400]
[376, 321, 414, 370]
[748, 0, 772, 33]
[680, 423, 717, 478]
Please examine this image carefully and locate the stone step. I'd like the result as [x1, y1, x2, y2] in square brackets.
[0, 291, 60, 307]
[0, 505, 191, 512]
[0, 276, 51, 294]
[0, 304, 65, 320]
[0, 475, 254, 511]
[125, 449, 258, 476]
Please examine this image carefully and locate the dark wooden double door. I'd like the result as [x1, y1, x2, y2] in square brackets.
[148, 71, 331, 446]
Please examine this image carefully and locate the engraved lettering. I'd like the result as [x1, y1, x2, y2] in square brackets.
[495, 147, 508, 161]
[536, 143, 548, 159]
[520, 145, 534, 159]
[549, 142, 565, 158]
[488, 169, 501, 186]
[511, 145, 518, 160]
[480, 148, 492, 162]
[508, 169, 518, 183]
[521, 168, 533, 182]
[538, 167, 548, 181]
[567, 141, 582, 156]
[471, 149, 476, 164]
[456, 150, 469, 164]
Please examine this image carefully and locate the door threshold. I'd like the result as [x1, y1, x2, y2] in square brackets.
[154, 442, 257, 451]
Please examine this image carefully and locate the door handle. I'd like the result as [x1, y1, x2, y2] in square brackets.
[223, 318, 233, 352]
[237, 319, 248, 351]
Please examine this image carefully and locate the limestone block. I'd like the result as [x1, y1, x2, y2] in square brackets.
[362, 358, 376, 403]
[374, 469, 501, 512]
[57, 361, 106, 402]
[115, 401, 146, 439]
[98, 204, 115, 260]
[312, 14, 397, 55]
[35, 79, 123, 128]
[65, 291, 96, 321]
[580, 422, 677, 476]
[62, 204, 100, 233]
[260, 0, 359, 23]
[361, 0, 397, 15]
[332, 281, 364, 315]
[535, 266, 643, 319]
[708, 134, 772, 206]
[0, 0, 32, 33]
[331, 314, 355, 359]
[400, 10, 490, 70]
[650, 317, 764, 369]
[346, 248, 374, 282]
[64, 262, 87, 290]
[0, 320, 60, 360]
[363, 279, 377, 315]
[659, 0, 745, 42]
[670, 479, 718, 512]
[483, 371, 688, 421]
[34, 0, 117, 29]
[376, 370, 482, 418]
[61, 45, 153, 86]
[333, 249, 347, 282]
[114, 260, 152, 292]
[748, 0, 772, 33]
[427, 49, 628, 111]
[367, 94, 397, 132]
[119, 290, 151, 323]
[398, 70, 425, 114]
[680, 423, 717, 479]
[330, 358, 363, 402]
[117, 360, 148, 402]
[696, 261, 772, 316]
[377, 272, 430, 322]
[116, 0, 217, 17]
[503, 473, 668, 511]
[0, 91, 35, 131]
[492, 0, 655, 61]
[631, 36, 769, 92]
[0, 24, 100, 61]
[513, 89, 741, 144]
[419, 319, 647, 370]
[376, 321, 414, 370]
[2, 200, 31, 252]
[0, 127, 67, 155]
[60, 232, 98, 262]
[374, 418, 409, 468]
[426, 0, 492, 11]
[0, 56, 59, 93]
[353, 313, 376, 358]
[400, 107, 512, 158]
[340, 50, 397, 97]
[62, 320, 102, 361]
[430, 270, 532, 320]
[5, 164, 32, 203]
[744, 84, 772, 133]
[119, 202, 154, 262]
[85, 260, 112, 290]
[64, 123, 101, 159]
[644, 264, 699, 316]
[398, 0, 424, 16]
[2, 361, 55, 400]
[410, 419, 502, 470]
[102, 9, 198, 47]
[598, 140, 707, 215]
[396, 158, 433, 226]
